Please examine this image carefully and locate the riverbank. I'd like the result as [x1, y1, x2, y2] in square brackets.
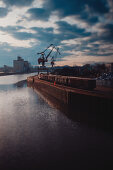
[0, 71, 37, 77]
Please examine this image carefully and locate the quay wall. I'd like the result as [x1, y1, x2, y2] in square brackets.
[34, 77, 69, 105]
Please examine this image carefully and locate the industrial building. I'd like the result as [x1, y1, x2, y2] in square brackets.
[13, 56, 31, 73]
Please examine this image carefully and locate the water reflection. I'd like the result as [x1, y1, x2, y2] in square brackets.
[0, 74, 113, 170]
[0, 73, 37, 85]
[0, 80, 27, 92]
[28, 83, 113, 131]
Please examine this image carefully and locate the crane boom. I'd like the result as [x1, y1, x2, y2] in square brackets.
[37, 44, 54, 55]
[46, 46, 55, 59]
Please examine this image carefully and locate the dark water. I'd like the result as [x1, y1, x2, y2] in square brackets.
[0, 74, 113, 170]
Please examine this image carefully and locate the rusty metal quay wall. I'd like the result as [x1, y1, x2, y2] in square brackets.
[27, 75, 113, 129]
[34, 77, 69, 105]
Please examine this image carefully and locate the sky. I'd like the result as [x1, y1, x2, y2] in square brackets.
[0, 0, 113, 67]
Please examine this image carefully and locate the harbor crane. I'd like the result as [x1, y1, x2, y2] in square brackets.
[37, 44, 61, 67]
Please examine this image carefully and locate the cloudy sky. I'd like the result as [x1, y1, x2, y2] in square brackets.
[0, 0, 113, 67]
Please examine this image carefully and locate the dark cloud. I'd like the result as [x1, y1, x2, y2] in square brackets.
[87, 0, 109, 14]
[28, 0, 109, 25]
[45, 0, 84, 16]
[23, 0, 110, 24]
[0, 26, 24, 33]
[0, 25, 56, 42]
[13, 32, 34, 40]
[31, 26, 59, 44]
[56, 21, 91, 38]
[27, 8, 51, 21]
[0, 26, 34, 40]
[87, 16, 99, 24]
[30, 21, 91, 46]
[98, 23, 113, 42]
[0, 20, 91, 46]
[78, 11, 99, 25]
[103, 24, 113, 40]
[31, 27, 54, 33]
[0, 7, 9, 17]
[44, 0, 109, 17]
[3, 0, 34, 6]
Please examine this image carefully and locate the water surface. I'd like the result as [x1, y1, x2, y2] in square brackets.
[0, 74, 113, 170]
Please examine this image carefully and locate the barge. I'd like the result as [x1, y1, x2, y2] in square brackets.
[27, 74, 113, 128]
[28, 74, 96, 90]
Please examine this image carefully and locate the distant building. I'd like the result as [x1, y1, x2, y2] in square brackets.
[24, 61, 30, 72]
[13, 56, 31, 73]
[3, 65, 13, 73]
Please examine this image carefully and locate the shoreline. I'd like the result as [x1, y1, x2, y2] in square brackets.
[0, 71, 37, 77]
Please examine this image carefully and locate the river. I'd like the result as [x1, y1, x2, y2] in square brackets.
[0, 74, 113, 170]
